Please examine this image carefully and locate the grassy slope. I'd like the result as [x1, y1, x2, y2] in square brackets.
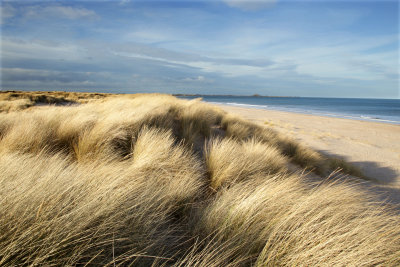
[0, 91, 399, 266]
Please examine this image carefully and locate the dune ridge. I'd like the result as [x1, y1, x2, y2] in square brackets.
[0, 92, 399, 266]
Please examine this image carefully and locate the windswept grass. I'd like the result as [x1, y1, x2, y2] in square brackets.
[206, 138, 288, 189]
[0, 92, 398, 266]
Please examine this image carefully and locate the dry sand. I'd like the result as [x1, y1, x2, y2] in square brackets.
[215, 104, 400, 204]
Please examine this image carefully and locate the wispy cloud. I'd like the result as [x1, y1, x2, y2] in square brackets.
[222, 0, 277, 10]
[1, 4, 16, 24]
[1, 1, 398, 98]
[25, 4, 98, 20]
[119, 0, 131, 6]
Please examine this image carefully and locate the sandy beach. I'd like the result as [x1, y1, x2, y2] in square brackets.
[215, 104, 400, 201]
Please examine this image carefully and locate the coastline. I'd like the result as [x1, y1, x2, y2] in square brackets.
[213, 103, 400, 190]
[177, 96, 400, 125]
[208, 101, 400, 125]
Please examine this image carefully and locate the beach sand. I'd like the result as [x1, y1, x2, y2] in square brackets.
[215, 104, 400, 203]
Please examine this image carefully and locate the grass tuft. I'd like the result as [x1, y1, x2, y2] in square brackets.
[206, 138, 287, 189]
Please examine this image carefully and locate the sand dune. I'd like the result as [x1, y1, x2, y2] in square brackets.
[215, 104, 400, 200]
[1, 92, 399, 266]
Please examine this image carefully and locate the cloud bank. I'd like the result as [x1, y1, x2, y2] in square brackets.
[1, 0, 398, 98]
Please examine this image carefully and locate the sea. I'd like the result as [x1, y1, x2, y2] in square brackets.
[177, 96, 400, 125]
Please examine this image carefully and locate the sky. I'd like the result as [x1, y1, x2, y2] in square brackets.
[1, 0, 399, 98]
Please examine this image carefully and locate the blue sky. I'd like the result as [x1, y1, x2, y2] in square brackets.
[1, 0, 399, 98]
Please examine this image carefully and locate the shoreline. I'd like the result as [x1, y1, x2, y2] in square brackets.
[213, 103, 400, 190]
[207, 102, 400, 125]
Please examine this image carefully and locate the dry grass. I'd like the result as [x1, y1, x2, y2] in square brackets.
[199, 175, 400, 266]
[206, 138, 288, 189]
[0, 91, 399, 266]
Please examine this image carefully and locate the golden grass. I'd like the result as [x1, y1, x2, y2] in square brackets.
[0, 91, 399, 266]
[0, 90, 111, 103]
[199, 175, 400, 266]
[206, 138, 288, 189]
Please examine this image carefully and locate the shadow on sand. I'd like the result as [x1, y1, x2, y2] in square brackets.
[317, 150, 400, 206]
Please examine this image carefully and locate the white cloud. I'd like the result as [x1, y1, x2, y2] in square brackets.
[270, 33, 399, 81]
[222, 0, 277, 11]
[182, 75, 211, 82]
[2, 38, 87, 61]
[110, 46, 278, 77]
[1, 4, 16, 24]
[25, 5, 98, 20]
[124, 30, 172, 43]
[119, 0, 131, 5]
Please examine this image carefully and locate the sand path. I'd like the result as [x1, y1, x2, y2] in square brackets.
[215, 104, 400, 203]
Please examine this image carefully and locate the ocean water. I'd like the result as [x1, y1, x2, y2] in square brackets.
[177, 96, 400, 125]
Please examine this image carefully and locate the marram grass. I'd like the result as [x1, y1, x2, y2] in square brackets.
[0, 92, 399, 266]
